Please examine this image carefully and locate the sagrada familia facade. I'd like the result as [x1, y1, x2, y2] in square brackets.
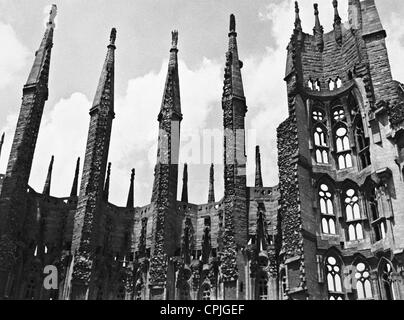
[0, 0, 403, 300]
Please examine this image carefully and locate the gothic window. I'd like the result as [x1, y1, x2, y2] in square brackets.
[328, 79, 336, 91]
[314, 79, 321, 91]
[280, 269, 287, 299]
[354, 116, 371, 170]
[201, 284, 211, 300]
[344, 188, 364, 241]
[355, 262, 373, 299]
[380, 261, 396, 300]
[308, 79, 314, 90]
[368, 188, 387, 242]
[313, 109, 329, 164]
[116, 285, 125, 300]
[313, 110, 324, 121]
[135, 285, 142, 300]
[179, 283, 191, 300]
[319, 184, 336, 235]
[325, 256, 344, 300]
[25, 278, 36, 299]
[258, 275, 269, 300]
[333, 108, 345, 122]
[335, 126, 352, 169]
[336, 77, 342, 88]
[314, 126, 329, 164]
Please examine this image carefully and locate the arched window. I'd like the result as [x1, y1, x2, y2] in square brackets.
[201, 284, 211, 300]
[380, 260, 397, 300]
[308, 79, 314, 90]
[319, 184, 336, 235]
[336, 77, 342, 88]
[355, 262, 373, 299]
[25, 263, 40, 300]
[314, 126, 329, 164]
[332, 108, 345, 122]
[258, 275, 268, 300]
[179, 283, 191, 300]
[314, 79, 321, 91]
[344, 188, 364, 241]
[325, 256, 344, 300]
[367, 188, 387, 242]
[328, 79, 336, 91]
[335, 126, 352, 169]
[354, 117, 371, 170]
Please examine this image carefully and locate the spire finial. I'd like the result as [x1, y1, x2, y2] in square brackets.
[294, 1, 302, 31]
[48, 4, 57, 26]
[333, 0, 341, 22]
[229, 14, 236, 33]
[181, 163, 188, 203]
[313, 3, 324, 52]
[70, 157, 80, 197]
[103, 162, 111, 202]
[171, 30, 178, 49]
[0, 132, 4, 161]
[255, 146, 263, 188]
[333, 0, 342, 45]
[208, 164, 215, 203]
[126, 168, 135, 208]
[43, 155, 54, 196]
[109, 28, 117, 46]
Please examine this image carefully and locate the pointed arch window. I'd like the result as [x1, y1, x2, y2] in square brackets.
[344, 188, 364, 241]
[312, 108, 329, 164]
[314, 126, 329, 164]
[380, 261, 397, 300]
[355, 262, 373, 299]
[367, 187, 387, 242]
[179, 283, 191, 300]
[258, 275, 269, 300]
[336, 77, 342, 89]
[354, 116, 371, 170]
[328, 79, 336, 91]
[201, 284, 211, 300]
[325, 256, 344, 300]
[314, 79, 321, 91]
[319, 184, 336, 235]
[335, 126, 352, 169]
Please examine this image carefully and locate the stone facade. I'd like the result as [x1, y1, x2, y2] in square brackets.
[0, 1, 403, 300]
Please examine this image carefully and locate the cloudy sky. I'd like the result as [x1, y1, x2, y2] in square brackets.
[0, 0, 403, 207]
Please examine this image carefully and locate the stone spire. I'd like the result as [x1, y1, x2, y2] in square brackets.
[149, 31, 183, 296]
[224, 14, 245, 99]
[181, 163, 188, 203]
[313, 3, 324, 52]
[70, 157, 80, 197]
[159, 30, 181, 118]
[126, 168, 135, 208]
[69, 28, 116, 300]
[294, 1, 302, 32]
[42, 155, 54, 196]
[103, 162, 111, 202]
[255, 146, 263, 188]
[26, 4, 57, 90]
[221, 14, 248, 291]
[208, 164, 215, 203]
[0, 132, 4, 162]
[333, 0, 342, 45]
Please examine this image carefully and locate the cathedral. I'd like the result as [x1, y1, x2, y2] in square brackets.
[0, 0, 403, 300]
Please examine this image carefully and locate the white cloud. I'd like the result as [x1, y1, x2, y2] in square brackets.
[0, 21, 29, 88]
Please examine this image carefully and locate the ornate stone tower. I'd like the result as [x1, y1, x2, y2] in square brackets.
[0, 5, 57, 299]
[221, 14, 248, 300]
[148, 30, 183, 300]
[277, 0, 404, 300]
[68, 28, 116, 300]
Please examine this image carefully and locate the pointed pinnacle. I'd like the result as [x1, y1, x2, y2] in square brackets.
[70, 157, 80, 197]
[229, 14, 236, 33]
[294, 1, 302, 31]
[48, 4, 57, 26]
[109, 28, 117, 46]
[171, 30, 178, 50]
